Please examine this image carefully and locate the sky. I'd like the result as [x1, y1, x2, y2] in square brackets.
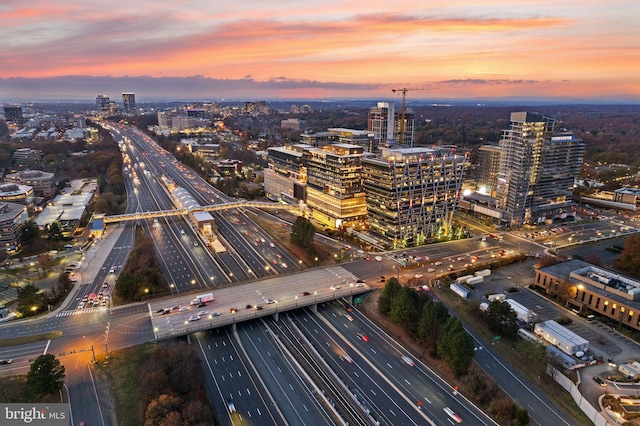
[1, 0, 639, 102]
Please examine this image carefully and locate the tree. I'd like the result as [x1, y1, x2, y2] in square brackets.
[378, 278, 402, 315]
[390, 286, 421, 334]
[47, 221, 64, 241]
[290, 216, 315, 249]
[21, 220, 40, 241]
[26, 354, 65, 399]
[437, 317, 475, 376]
[417, 299, 450, 348]
[16, 284, 47, 317]
[616, 234, 640, 278]
[485, 300, 518, 338]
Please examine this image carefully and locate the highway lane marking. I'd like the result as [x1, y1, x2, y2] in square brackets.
[43, 340, 51, 355]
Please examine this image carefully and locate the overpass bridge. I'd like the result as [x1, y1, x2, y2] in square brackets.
[102, 201, 304, 224]
[148, 265, 369, 341]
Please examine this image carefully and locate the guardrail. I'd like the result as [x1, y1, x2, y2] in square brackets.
[154, 286, 369, 340]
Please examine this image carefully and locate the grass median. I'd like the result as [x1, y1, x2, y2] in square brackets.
[0, 331, 63, 349]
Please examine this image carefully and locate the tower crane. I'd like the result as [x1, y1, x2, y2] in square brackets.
[391, 87, 433, 147]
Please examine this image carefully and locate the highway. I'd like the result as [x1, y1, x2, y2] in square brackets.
[0, 121, 586, 426]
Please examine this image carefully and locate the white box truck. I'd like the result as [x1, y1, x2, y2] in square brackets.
[191, 293, 214, 306]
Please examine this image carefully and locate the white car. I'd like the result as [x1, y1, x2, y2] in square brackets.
[265, 298, 277, 304]
[330, 285, 340, 290]
[374, 256, 382, 262]
[188, 315, 200, 321]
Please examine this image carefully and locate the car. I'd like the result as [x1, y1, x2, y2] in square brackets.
[357, 333, 370, 342]
[330, 285, 340, 290]
[414, 274, 423, 279]
[346, 306, 353, 312]
[245, 304, 253, 309]
[364, 256, 370, 261]
[93, 300, 100, 307]
[193, 242, 198, 246]
[464, 263, 473, 268]
[456, 257, 465, 261]
[356, 279, 365, 283]
[276, 254, 283, 259]
[227, 399, 236, 413]
[211, 312, 220, 317]
[447, 265, 455, 271]
[593, 376, 606, 386]
[198, 311, 208, 316]
[281, 263, 288, 269]
[374, 256, 382, 262]
[401, 355, 415, 366]
[444, 407, 463, 423]
[342, 354, 354, 364]
[102, 282, 108, 288]
[109, 267, 115, 273]
[608, 358, 617, 367]
[179, 306, 189, 312]
[189, 315, 200, 321]
[355, 282, 365, 287]
[254, 305, 263, 311]
[434, 261, 442, 266]
[230, 308, 238, 313]
[301, 291, 311, 296]
[64, 244, 74, 249]
[344, 314, 354, 322]
[427, 268, 436, 272]
[101, 300, 107, 306]
[0, 359, 13, 365]
[161, 309, 171, 315]
[269, 242, 275, 248]
[180, 229, 185, 235]
[77, 303, 84, 309]
[272, 259, 278, 265]
[471, 255, 479, 261]
[82, 295, 88, 302]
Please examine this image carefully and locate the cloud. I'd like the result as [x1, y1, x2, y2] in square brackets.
[0, 75, 382, 101]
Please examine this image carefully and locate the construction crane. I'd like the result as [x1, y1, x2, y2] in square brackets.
[391, 87, 430, 147]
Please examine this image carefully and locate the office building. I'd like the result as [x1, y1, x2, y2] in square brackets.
[0, 202, 29, 254]
[281, 118, 306, 131]
[362, 146, 468, 247]
[4, 170, 55, 197]
[534, 260, 640, 332]
[3, 106, 24, 125]
[476, 145, 502, 196]
[495, 112, 584, 227]
[305, 144, 368, 230]
[122, 93, 136, 113]
[96, 95, 111, 114]
[264, 145, 307, 204]
[368, 102, 415, 149]
[301, 128, 375, 152]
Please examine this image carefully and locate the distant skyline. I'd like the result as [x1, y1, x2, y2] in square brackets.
[1, 0, 639, 103]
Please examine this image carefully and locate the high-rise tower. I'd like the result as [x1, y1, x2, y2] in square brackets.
[495, 112, 584, 227]
[122, 93, 136, 113]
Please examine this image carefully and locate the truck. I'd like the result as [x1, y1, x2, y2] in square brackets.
[450, 283, 470, 299]
[466, 276, 484, 285]
[474, 269, 491, 277]
[191, 293, 214, 306]
[456, 275, 474, 284]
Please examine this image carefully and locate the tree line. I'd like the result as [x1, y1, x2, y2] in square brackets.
[378, 278, 475, 376]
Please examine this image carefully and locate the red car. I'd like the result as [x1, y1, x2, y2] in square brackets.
[302, 291, 311, 296]
[357, 333, 369, 342]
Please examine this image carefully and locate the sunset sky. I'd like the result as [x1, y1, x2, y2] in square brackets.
[1, 0, 639, 102]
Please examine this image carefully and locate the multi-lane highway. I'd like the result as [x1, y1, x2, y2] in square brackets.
[0, 121, 587, 426]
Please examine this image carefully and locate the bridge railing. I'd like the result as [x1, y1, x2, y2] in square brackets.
[154, 286, 368, 340]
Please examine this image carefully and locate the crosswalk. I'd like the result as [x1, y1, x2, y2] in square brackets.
[56, 307, 107, 317]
